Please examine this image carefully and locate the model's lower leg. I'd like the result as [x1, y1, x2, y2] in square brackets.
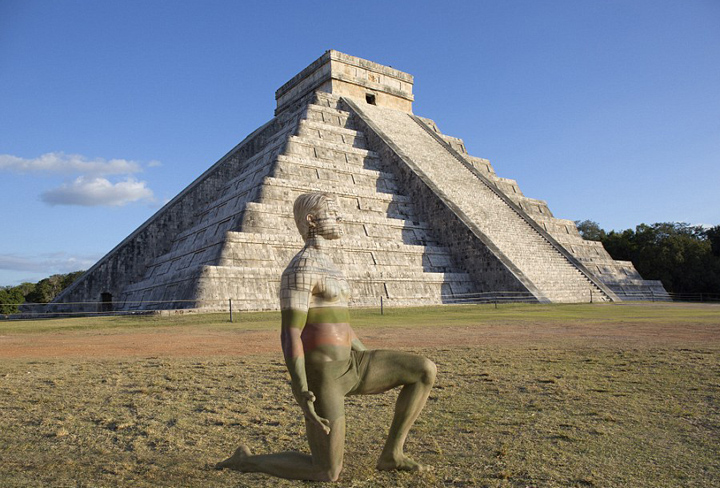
[217, 447, 333, 480]
[377, 359, 436, 472]
[215, 415, 346, 481]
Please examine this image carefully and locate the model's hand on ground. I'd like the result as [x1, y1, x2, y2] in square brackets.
[297, 390, 331, 435]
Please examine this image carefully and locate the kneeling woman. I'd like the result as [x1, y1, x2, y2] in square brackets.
[216, 192, 436, 482]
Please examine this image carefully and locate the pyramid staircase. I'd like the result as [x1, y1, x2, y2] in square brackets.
[345, 98, 666, 301]
[407, 112, 667, 300]
[435, 140, 668, 299]
[344, 99, 621, 303]
[116, 92, 478, 311]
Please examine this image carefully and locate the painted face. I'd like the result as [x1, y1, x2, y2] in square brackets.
[312, 199, 344, 240]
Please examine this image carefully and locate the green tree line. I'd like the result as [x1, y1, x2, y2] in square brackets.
[0, 271, 84, 314]
[575, 221, 720, 295]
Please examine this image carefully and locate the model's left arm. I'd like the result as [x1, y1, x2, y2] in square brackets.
[349, 328, 367, 351]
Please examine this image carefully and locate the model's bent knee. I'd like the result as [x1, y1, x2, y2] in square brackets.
[421, 358, 437, 385]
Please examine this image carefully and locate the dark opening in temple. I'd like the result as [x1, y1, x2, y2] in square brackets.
[100, 292, 113, 312]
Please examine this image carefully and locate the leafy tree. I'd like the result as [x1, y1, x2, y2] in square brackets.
[600, 222, 719, 294]
[0, 289, 9, 314]
[705, 225, 720, 257]
[61, 271, 84, 289]
[26, 276, 61, 303]
[24, 271, 85, 303]
[574, 220, 605, 241]
[14, 282, 37, 297]
[0, 287, 25, 314]
[0, 271, 85, 315]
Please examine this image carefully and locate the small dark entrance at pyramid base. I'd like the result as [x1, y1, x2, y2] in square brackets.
[100, 293, 113, 313]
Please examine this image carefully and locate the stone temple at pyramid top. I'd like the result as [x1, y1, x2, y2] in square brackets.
[275, 50, 415, 115]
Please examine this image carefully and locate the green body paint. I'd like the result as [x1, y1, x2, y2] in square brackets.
[306, 306, 350, 324]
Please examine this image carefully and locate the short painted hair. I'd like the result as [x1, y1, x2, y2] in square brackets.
[293, 192, 330, 240]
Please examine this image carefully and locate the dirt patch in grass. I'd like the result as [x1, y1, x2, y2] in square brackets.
[2, 303, 719, 360]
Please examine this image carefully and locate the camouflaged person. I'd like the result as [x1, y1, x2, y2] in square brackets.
[216, 192, 436, 482]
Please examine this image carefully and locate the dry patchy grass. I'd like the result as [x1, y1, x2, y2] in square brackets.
[1, 304, 719, 486]
[2, 345, 719, 487]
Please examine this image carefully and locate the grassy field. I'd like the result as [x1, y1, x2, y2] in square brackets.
[1, 303, 719, 487]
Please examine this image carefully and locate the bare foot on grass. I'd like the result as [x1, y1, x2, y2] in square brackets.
[377, 454, 432, 472]
[215, 445, 251, 471]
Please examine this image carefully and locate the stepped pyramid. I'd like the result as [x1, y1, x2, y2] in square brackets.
[52, 50, 668, 313]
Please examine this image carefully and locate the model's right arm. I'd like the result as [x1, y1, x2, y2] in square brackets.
[280, 307, 310, 399]
[280, 267, 331, 434]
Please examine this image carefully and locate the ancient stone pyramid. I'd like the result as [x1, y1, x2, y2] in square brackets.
[53, 50, 668, 313]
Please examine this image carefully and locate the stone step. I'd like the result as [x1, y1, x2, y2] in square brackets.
[277, 148, 383, 172]
[222, 231, 455, 256]
[256, 176, 416, 220]
[143, 221, 459, 283]
[152, 125, 297, 249]
[258, 175, 403, 201]
[159, 121, 386, 251]
[463, 155, 497, 177]
[241, 201, 440, 247]
[273, 155, 397, 193]
[241, 202, 432, 230]
[296, 118, 368, 150]
[159, 144, 391, 253]
[285, 135, 379, 166]
[302, 103, 355, 130]
[310, 92, 346, 111]
[120, 261, 477, 311]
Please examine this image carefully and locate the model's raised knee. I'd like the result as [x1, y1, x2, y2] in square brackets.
[421, 358, 437, 385]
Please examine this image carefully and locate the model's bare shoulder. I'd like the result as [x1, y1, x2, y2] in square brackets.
[284, 247, 317, 272]
[280, 248, 325, 310]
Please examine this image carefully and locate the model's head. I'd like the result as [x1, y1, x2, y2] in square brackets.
[293, 192, 343, 241]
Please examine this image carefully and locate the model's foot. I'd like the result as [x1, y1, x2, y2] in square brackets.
[215, 445, 251, 471]
[377, 454, 432, 472]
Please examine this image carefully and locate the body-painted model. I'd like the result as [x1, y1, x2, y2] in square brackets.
[216, 192, 437, 482]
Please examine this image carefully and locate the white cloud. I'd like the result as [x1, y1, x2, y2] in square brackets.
[41, 176, 155, 207]
[0, 252, 98, 275]
[0, 152, 143, 176]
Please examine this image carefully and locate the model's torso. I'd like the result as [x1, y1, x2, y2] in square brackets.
[285, 246, 354, 363]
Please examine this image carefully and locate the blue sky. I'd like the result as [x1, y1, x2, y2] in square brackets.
[1, 0, 719, 286]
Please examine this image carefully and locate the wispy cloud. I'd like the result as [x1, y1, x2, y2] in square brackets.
[0, 252, 98, 275]
[1, 152, 160, 207]
[41, 176, 155, 207]
[0, 152, 142, 176]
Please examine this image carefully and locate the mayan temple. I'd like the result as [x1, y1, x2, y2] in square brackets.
[52, 50, 668, 313]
